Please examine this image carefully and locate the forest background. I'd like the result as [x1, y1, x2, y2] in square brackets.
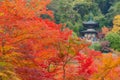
[48, 0, 120, 35]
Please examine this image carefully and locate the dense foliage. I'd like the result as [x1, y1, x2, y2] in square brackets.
[48, 0, 120, 35]
[111, 15, 120, 33]
[89, 42, 101, 51]
[48, 0, 82, 35]
[105, 32, 120, 51]
[105, 15, 120, 51]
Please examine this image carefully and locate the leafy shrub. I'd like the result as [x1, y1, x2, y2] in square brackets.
[100, 41, 111, 53]
[105, 32, 120, 51]
[89, 42, 101, 51]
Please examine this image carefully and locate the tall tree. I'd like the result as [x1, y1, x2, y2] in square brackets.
[106, 2, 120, 26]
[0, 0, 93, 80]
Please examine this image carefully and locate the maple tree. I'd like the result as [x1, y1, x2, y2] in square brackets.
[0, 0, 60, 79]
[89, 53, 120, 80]
[0, 0, 91, 80]
[101, 26, 110, 35]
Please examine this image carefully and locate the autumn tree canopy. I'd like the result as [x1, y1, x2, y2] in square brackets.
[111, 15, 120, 33]
[0, 0, 90, 80]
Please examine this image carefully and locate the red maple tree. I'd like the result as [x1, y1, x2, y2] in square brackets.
[0, 0, 103, 80]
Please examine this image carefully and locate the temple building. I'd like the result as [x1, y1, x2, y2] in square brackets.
[81, 12, 99, 42]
